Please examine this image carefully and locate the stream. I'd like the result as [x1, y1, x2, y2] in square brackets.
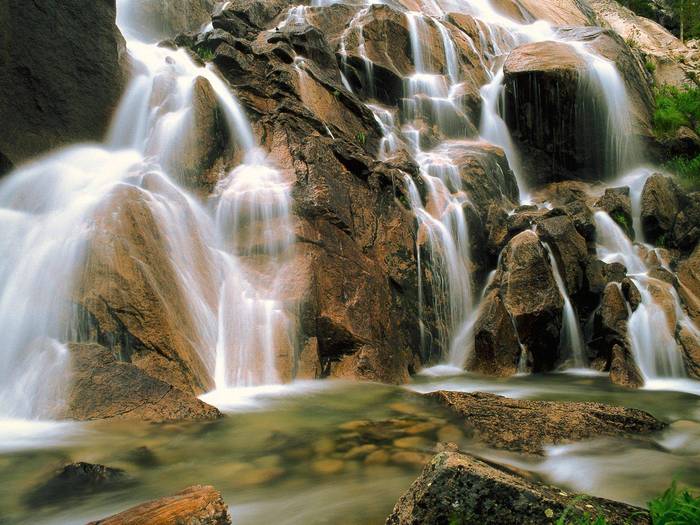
[1, 373, 699, 524]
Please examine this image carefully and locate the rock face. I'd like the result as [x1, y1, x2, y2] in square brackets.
[0, 0, 128, 166]
[88, 485, 232, 525]
[75, 184, 216, 395]
[587, 0, 699, 87]
[65, 343, 221, 422]
[386, 451, 650, 525]
[503, 30, 654, 184]
[23, 462, 133, 508]
[426, 390, 665, 454]
[118, 0, 215, 41]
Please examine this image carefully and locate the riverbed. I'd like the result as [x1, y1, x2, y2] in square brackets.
[1, 372, 699, 524]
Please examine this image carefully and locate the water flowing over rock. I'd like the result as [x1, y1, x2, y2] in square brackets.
[0, 0, 128, 166]
[502, 30, 652, 184]
[425, 390, 664, 455]
[386, 451, 650, 525]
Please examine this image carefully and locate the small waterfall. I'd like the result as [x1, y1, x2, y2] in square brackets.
[0, 0, 296, 419]
[594, 211, 689, 384]
[543, 243, 586, 368]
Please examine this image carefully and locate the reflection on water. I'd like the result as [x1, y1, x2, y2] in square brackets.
[1, 374, 699, 524]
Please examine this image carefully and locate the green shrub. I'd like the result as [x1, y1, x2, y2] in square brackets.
[355, 131, 367, 145]
[553, 482, 700, 525]
[195, 46, 216, 62]
[645, 60, 657, 74]
[653, 85, 700, 137]
[649, 481, 700, 525]
[664, 154, 700, 190]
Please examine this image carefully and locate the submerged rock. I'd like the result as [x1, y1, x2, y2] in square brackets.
[24, 462, 133, 508]
[425, 390, 664, 455]
[87, 485, 231, 525]
[386, 451, 650, 524]
[65, 343, 221, 422]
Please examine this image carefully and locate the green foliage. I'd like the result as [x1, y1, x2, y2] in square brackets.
[645, 59, 657, 74]
[648, 481, 700, 524]
[653, 85, 700, 137]
[355, 131, 367, 145]
[665, 154, 700, 190]
[611, 210, 631, 232]
[195, 46, 215, 62]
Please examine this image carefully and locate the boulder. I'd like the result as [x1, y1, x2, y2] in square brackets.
[23, 462, 133, 508]
[468, 289, 521, 375]
[65, 343, 221, 422]
[87, 485, 231, 525]
[640, 173, 681, 244]
[594, 187, 634, 239]
[610, 343, 644, 388]
[0, 0, 128, 166]
[535, 214, 589, 295]
[425, 390, 664, 455]
[496, 230, 563, 371]
[386, 451, 650, 525]
[591, 282, 630, 369]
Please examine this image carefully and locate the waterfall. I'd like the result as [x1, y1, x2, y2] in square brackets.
[0, 0, 295, 419]
[594, 211, 690, 385]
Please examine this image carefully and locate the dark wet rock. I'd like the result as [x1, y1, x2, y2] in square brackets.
[171, 76, 232, 194]
[425, 390, 665, 455]
[672, 191, 700, 251]
[87, 485, 231, 525]
[386, 451, 650, 525]
[468, 289, 521, 375]
[622, 277, 642, 310]
[640, 173, 681, 244]
[24, 462, 133, 507]
[65, 343, 222, 422]
[493, 231, 563, 372]
[595, 187, 634, 238]
[0, 0, 128, 166]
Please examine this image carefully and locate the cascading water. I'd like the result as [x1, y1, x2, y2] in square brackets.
[0, 0, 296, 419]
[594, 209, 692, 387]
[328, 0, 641, 368]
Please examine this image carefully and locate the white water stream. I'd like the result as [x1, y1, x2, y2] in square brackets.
[0, 0, 296, 420]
